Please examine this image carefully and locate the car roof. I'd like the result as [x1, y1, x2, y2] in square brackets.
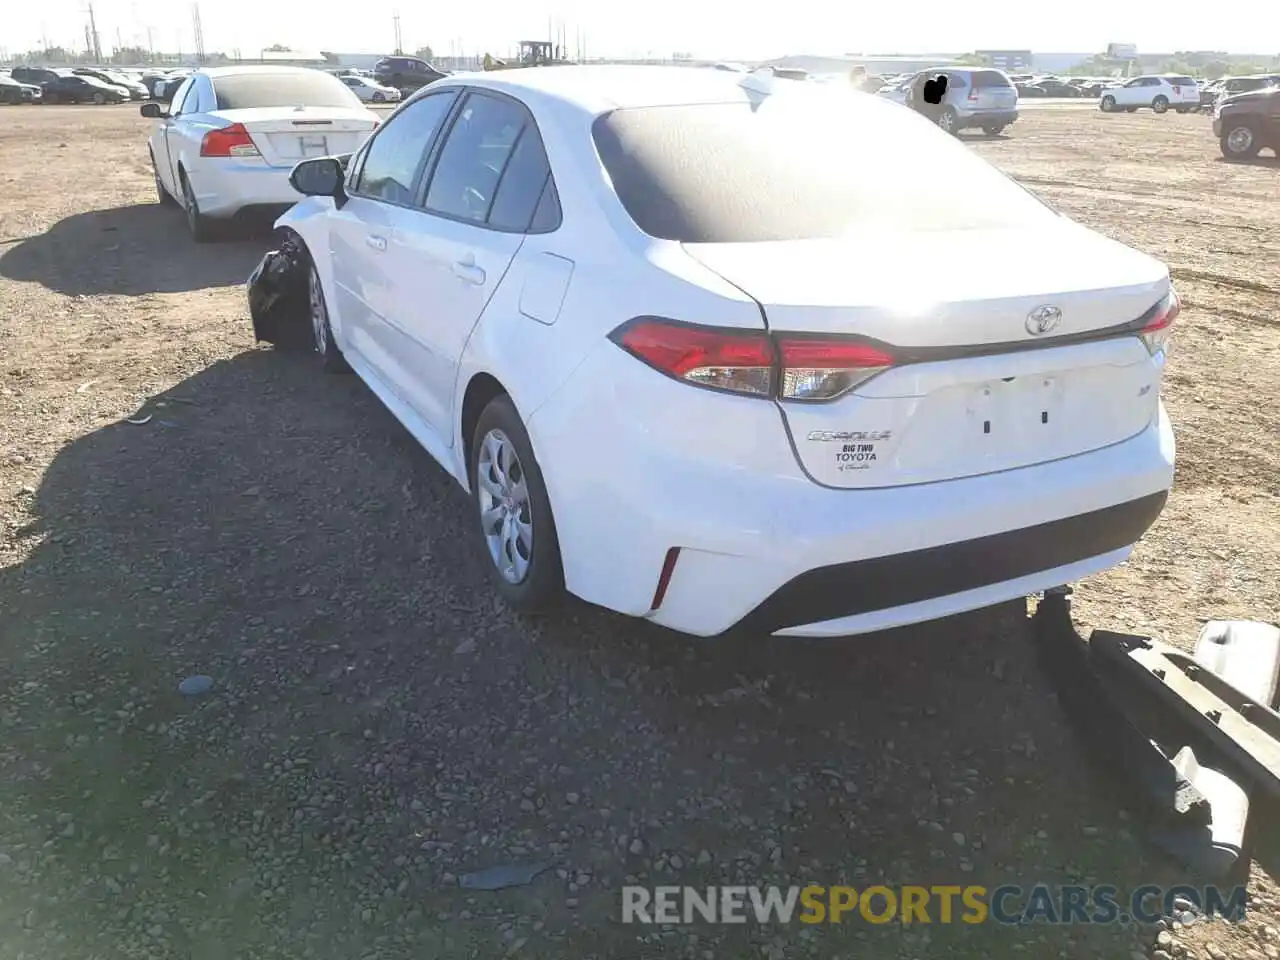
[437, 64, 853, 114]
[196, 65, 334, 79]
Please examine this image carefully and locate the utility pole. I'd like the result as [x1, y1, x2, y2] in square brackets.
[191, 3, 205, 64]
[87, 3, 102, 63]
[392, 12, 402, 55]
[147, 27, 153, 58]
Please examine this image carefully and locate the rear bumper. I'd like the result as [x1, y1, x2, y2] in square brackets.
[735, 491, 1166, 636]
[529, 339, 1176, 639]
[186, 159, 301, 219]
[958, 109, 1018, 127]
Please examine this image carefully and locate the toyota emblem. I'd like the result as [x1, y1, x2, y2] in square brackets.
[1026, 305, 1062, 336]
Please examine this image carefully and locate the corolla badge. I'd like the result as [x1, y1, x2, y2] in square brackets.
[1026, 305, 1062, 336]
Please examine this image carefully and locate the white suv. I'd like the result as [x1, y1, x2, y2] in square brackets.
[1100, 75, 1200, 114]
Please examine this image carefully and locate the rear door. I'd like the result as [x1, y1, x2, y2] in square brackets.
[382, 89, 540, 437]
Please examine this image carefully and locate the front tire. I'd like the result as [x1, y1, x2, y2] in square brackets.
[306, 260, 350, 373]
[371, 91, 384, 102]
[151, 151, 176, 206]
[1220, 122, 1261, 161]
[470, 395, 564, 613]
[1100, 95, 1116, 112]
[1152, 95, 1169, 114]
[92, 92, 105, 105]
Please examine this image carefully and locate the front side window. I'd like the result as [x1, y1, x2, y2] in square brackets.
[354, 91, 457, 205]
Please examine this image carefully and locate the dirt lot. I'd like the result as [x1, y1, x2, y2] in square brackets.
[0, 102, 1278, 960]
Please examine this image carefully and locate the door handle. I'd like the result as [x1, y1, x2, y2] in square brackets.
[366, 234, 387, 252]
[452, 260, 486, 285]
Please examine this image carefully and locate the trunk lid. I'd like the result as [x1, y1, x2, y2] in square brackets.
[214, 106, 378, 167]
[683, 224, 1171, 489]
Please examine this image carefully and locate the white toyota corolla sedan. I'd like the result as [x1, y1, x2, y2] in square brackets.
[142, 66, 379, 241]
[261, 65, 1177, 639]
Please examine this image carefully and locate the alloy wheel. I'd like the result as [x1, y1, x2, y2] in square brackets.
[476, 429, 533, 585]
[308, 266, 328, 354]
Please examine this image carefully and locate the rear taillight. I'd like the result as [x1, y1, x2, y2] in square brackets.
[968, 86, 980, 101]
[612, 319, 774, 397]
[778, 338, 895, 401]
[1138, 289, 1180, 355]
[609, 318, 895, 402]
[200, 123, 260, 158]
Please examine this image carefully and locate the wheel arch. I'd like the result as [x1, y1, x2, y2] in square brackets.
[460, 372, 512, 488]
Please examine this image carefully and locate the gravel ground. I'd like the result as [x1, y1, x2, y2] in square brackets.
[1, 103, 1278, 960]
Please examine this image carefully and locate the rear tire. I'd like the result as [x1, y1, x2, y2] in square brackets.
[1100, 95, 1116, 112]
[982, 124, 1006, 137]
[1220, 122, 1262, 161]
[469, 395, 564, 614]
[180, 172, 216, 243]
[1152, 95, 1169, 114]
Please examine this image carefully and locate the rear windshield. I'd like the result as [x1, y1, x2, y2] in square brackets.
[970, 70, 1012, 88]
[591, 95, 1056, 243]
[212, 72, 360, 110]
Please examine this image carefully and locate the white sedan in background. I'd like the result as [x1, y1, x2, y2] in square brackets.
[339, 74, 402, 103]
[142, 66, 379, 241]
[263, 66, 1176, 639]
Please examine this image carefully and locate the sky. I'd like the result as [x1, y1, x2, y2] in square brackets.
[2, 0, 1274, 61]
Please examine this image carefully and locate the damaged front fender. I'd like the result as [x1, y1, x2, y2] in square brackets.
[247, 230, 311, 350]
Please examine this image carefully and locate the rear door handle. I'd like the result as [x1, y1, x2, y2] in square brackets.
[366, 234, 387, 252]
[452, 260, 486, 285]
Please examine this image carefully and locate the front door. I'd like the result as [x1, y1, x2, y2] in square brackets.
[324, 88, 460, 401]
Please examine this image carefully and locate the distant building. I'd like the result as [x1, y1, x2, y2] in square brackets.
[764, 53, 958, 78]
[232, 49, 328, 67]
[976, 49, 1032, 71]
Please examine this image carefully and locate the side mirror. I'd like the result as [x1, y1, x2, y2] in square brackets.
[140, 102, 166, 119]
[290, 157, 346, 199]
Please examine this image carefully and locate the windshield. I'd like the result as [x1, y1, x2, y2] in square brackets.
[592, 91, 1058, 243]
[211, 71, 361, 110]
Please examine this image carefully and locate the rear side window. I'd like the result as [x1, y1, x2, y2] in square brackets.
[971, 70, 1012, 88]
[485, 126, 557, 232]
[425, 93, 528, 223]
[212, 71, 360, 110]
[1170, 76, 1195, 86]
[591, 97, 1056, 243]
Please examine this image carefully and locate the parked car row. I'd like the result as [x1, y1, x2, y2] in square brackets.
[1200, 74, 1280, 110]
[0, 64, 192, 105]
